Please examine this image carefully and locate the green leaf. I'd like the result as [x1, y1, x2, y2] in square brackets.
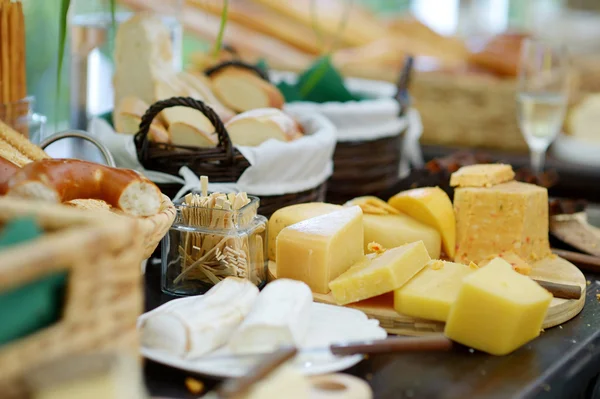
[296, 55, 359, 103]
[212, 0, 229, 59]
[255, 58, 269, 76]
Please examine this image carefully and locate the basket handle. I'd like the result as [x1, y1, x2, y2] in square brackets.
[204, 60, 270, 82]
[134, 96, 235, 164]
[394, 55, 414, 117]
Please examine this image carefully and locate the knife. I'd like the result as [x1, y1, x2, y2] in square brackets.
[191, 335, 453, 362]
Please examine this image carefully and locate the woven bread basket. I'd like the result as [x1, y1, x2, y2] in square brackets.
[137, 194, 176, 259]
[134, 97, 326, 218]
[0, 199, 144, 399]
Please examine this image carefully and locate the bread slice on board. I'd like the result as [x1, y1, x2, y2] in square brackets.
[209, 67, 284, 113]
[225, 108, 301, 147]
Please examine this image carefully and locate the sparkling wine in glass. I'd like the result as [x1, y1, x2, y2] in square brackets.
[517, 39, 569, 176]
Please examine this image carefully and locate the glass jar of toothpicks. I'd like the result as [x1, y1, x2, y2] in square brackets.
[161, 176, 268, 295]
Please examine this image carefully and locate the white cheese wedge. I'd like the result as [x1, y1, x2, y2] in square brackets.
[139, 277, 259, 358]
[229, 279, 313, 354]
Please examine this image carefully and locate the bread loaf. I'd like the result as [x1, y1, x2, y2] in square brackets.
[177, 71, 236, 122]
[225, 108, 301, 146]
[114, 96, 170, 143]
[209, 67, 284, 113]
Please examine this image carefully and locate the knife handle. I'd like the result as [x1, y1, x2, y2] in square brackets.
[217, 346, 297, 398]
[533, 279, 582, 300]
[330, 335, 453, 356]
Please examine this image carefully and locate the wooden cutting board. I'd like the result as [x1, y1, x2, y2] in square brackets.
[268, 256, 586, 336]
[551, 212, 600, 256]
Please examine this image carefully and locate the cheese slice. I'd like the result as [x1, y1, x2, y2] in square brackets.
[479, 251, 532, 275]
[276, 206, 364, 294]
[268, 203, 342, 262]
[345, 196, 400, 215]
[444, 258, 552, 356]
[139, 277, 259, 357]
[388, 187, 455, 258]
[449, 164, 515, 188]
[363, 213, 441, 258]
[394, 260, 476, 322]
[329, 241, 431, 305]
[229, 279, 312, 354]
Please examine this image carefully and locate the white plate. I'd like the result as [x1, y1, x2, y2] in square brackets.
[551, 133, 600, 167]
[140, 302, 386, 378]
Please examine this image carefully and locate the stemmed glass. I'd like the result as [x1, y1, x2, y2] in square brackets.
[517, 39, 569, 176]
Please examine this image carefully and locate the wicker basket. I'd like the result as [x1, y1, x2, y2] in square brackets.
[0, 199, 144, 399]
[134, 97, 326, 218]
[410, 72, 527, 152]
[138, 194, 176, 259]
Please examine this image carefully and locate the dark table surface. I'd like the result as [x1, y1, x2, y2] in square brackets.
[143, 258, 600, 399]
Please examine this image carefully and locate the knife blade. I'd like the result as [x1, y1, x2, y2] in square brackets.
[190, 335, 453, 362]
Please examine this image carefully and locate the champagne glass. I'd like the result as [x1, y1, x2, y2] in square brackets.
[517, 39, 569, 176]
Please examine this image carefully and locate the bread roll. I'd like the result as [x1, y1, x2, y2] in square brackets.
[225, 108, 301, 147]
[114, 96, 170, 143]
[210, 67, 284, 113]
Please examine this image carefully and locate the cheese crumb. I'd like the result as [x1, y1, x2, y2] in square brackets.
[468, 261, 479, 270]
[431, 260, 445, 270]
[367, 242, 386, 254]
[185, 377, 204, 395]
[596, 294, 600, 302]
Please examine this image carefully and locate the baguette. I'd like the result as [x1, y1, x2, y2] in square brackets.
[0, 138, 32, 167]
[209, 67, 284, 113]
[177, 71, 236, 122]
[225, 108, 301, 147]
[114, 96, 170, 143]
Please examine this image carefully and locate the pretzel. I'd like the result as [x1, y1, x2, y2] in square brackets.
[6, 159, 162, 217]
[0, 155, 19, 195]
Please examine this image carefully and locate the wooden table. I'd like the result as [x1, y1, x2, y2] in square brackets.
[143, 260, 600, 399]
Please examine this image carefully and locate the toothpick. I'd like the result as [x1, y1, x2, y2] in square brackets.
[200, 175, 208, 197]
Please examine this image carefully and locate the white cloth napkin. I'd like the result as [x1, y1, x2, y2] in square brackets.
[87, 111, 336, 198]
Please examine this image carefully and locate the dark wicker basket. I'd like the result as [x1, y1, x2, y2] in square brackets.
[326, 133, 404, 204]
[134, 96, 325, 217]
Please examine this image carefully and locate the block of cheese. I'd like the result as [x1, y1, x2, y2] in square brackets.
[276, 206, 364, 294]
[479, 251, 532, 275]
[388, 187, 455, 258]
[444, 258, 552, 356]
[454, 181, 551, 264]
[329, 241, 431, 305]
[363, 214, 441, 258]
[449, 164, 515, 187]
[229, 279, 312, 354]
[268, 203, 342, 261]
[139, 277, 259, 357]
[26, 353, 147, 399]
[394, 260, 476, 322]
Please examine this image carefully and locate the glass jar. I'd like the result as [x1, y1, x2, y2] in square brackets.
[68, 0, 183, 129]
[0, 96, 47, 145]
[162, 194, 268, 296]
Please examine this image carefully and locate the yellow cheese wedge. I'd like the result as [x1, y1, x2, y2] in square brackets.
[444, 257, 552, 356]
[329, 241, 431, 305]
[363, 214, 441, 258]
[388, 187, 455, 258]
[454, 181, 550, 264]
[276, 206, 364, 294]
[267, 203, 342, 261]
[479, 251, 532, 275]
[345, 196, 400, 215]
[393, 260, 476, 322]
[449, 164, 515, 188]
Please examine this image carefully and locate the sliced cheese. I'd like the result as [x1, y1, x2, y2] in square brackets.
[329, 241, 431, 305]
[229, 279, 312, 354]
[394, 260, 476, 322]
[345, 196, 400, 215]
[388, 187, 455, 258]
[454, 181, 550, 264]
[449, 164, 515, 188]
[276, 206, 364, 294]
[268, 203, 342, 262]
[479, 251, 532, 275]
[139, 277, 259, 357]
[363, 213, 441, 258]
[444, 258, 552, 356]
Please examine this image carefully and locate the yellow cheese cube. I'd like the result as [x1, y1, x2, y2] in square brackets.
[268, 203, 342, 261]
[363, 214, 441, 258]
[388, 187, 455, 258]
[394, 260, 475, 322]
[329, 241, 431, 305]
[449, 164, 515, 188]
[454, 181, 551, 264]
[444, 258, 552, 356]
[276, 206, 364, 294]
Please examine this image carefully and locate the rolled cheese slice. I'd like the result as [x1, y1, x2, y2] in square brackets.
[228, 279, 313, 354]
[139, 277, 259, 358]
